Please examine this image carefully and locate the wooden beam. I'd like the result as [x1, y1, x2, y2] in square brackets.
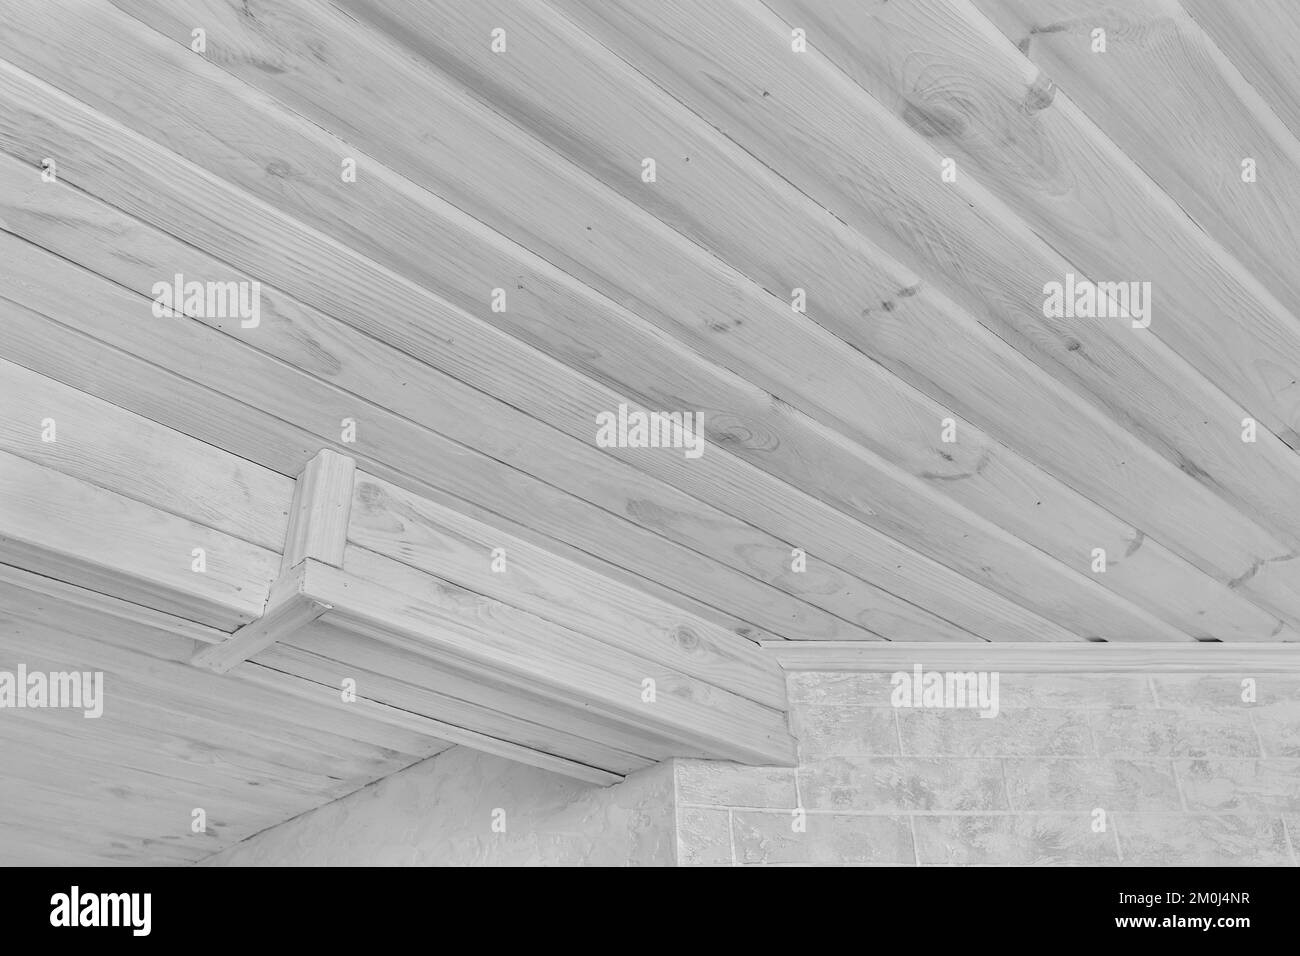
[0, 41, 1072, 647]
[75, 0, 1295, 642]
[250, 641, 653, 776]
[0, 561, 228, 646]
[229, 662, 624, 786]
[294, 556, 797, 766]
[0, 9, 1107, 647]
[0, 357, 292, 550]
[347, 474, 787, 709]
[276, 615, 691, 764]
[763, 641, 1300, 673]
[0, 155, 932, 650]
[190, 560, 330, 674]
[0, 447, 279, 627]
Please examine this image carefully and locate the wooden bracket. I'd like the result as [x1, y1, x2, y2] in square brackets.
[280, 449, 356, 569]
[191, 450, 354, 673]
[191, 559, 331, 673]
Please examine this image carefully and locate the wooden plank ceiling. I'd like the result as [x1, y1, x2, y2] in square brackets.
[2, 0, 1300, 859]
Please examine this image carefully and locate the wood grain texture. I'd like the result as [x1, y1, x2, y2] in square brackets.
[276, 616, 683, 764]
[971, 0, 1300, 344]
[347, 473, 787, 708]
[548, 0, 1300, 625]
[0, 357, 292, 550]
[0, 234, 820, 650]
[190, 560, 330, 673]
[0, 155, 920, 647]
[5, 0, 1300, 867]
[0, 23, 1069, 647]
[324, 0, 1300, 644]
[0, 3, 1222, 645]
[1180, 0, 1300, 144]
[281, 449, 354, 568]
[0, 579, 452, 864]
[297, 557, 798, 766]
[233, 658, 627, 786]
[0, 448, 279, 627]
[257, 636, 654, 775]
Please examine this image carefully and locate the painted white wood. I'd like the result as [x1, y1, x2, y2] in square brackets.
[281, 450, 354, 569]
[190, 560, 331, 674]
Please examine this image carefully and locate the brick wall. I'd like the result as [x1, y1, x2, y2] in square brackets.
[675, 670, 1300, 866]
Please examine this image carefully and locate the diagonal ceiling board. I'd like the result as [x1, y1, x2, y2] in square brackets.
[326, 0, 1300, 643]
[777, 0, 1300, 461]
[0, 564, 451, 756]
[0, 56, 1069, 645]
[759, 0, 1300, 501]
[0, 632, 421, 793]
[548, 0, 1300, 628]
[971, 0, 1300, 360]
[0, 358, 292, 552]
[0, 598, 452, 864]
[7, 1, 1203, 644]
[0, 245, 789, 707]
[39, 0, 1291, 642]
[0, 161, 929, 647]
[0, 295, 842, 658]
[1180, 0, 1300, 147]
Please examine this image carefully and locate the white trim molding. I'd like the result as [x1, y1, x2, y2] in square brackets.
[761, 641, 1300, 673]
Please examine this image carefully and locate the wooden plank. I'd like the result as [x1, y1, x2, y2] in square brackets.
[0, 251, 845, 656]
[0, 561, 229, 646]
[0, 705, 357, 811]
[0, 157, 941, 650]
[543, 0, 1300, 629]
[0, 624, 445, 777]
[321, 0, 1300, 645]
[764, 640, 1300, 673]
[257, 641, 657, 773]
[0, 597, 454, 865]
[0, 447, 279, 627]
[0, 356, 291, 550]
[190, 560, 330, 673]
[281, 614, 690, 763]
[348, 475, 786, 709]
[0, 568, 451, 756]
[232, 661, 625, 786]
[282, 449, 355, 568]
[1180, 0, 1300, 143]
[63, 0, 1283, 642]
[971, 0, 1300, 344]
[254, 637, 653, 775]
[0, 47, 1075, 647]
[0, 817, 198, 866]
[0, 770, 256, 861]
[261, 639, 702, 775]
[294, 558, 797, 765]
[0, 18, 1183, 646]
